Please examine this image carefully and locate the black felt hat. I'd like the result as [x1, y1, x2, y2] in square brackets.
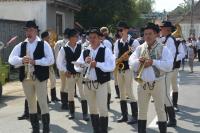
[24, 21, 38, 29]
[88, 28, 102, 36]
[143, 22, 160, 33]
[116, 21, 129, 29]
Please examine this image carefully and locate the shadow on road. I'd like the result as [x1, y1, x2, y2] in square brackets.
[50, 124, 68, 133]
[0, 95, 23, 109]
[177, 105, 200, 127]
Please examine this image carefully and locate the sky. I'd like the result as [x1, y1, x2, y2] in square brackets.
[153, 0, 185, 12]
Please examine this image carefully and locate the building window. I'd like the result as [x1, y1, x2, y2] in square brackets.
[56, 12, 65, 36]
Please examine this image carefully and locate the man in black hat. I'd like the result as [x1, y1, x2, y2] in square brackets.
[114, 21, 139, 124]
[129, 22, 173, 133]
[57, 29, 89, 121]
[41, 31, 60, 102]
[160, 21, 185, 127]
[9, 20, 54, 133]
[74, 28, 115, 133]
[54, 28, 70, 110]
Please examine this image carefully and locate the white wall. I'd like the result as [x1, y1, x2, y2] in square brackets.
[180, 23, 200, 39]
[0, 1, 47, 32]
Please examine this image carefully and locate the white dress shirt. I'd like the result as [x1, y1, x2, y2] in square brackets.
[54, 39, 68, 59]
[56, 42, 80, 73]
[129, 41, 173, 82]
[103, 39, 112, 51]
[8, 36, 54, 68]
[74, 44, 115, 81]
[164, 37, 185, 61]
[114, 35, 140, 58]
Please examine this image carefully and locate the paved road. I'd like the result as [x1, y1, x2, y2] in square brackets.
[0, 61, 200, 133]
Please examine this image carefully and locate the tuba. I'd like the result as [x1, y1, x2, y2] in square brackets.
[48, 29, 58, 48]
[172, 23, 184, 39]
[135, 46, 149, 84]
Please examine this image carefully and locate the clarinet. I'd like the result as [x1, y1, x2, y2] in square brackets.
[84, 50, 92, 80]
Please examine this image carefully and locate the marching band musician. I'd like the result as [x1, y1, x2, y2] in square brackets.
[8, 21, 54, 133]
[160, 21, 185, 126]
[129, 23, 173, 133]
[41, 31, 60, 102]
[56, 29, 89, 121]
[54, 28, 70, 110]
[114, 21, 139, 124]
[100, 27, 113, 110]
[74, 28, 115, 133]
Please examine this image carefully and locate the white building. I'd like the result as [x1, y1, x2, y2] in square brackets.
[0, 0, 81, 36]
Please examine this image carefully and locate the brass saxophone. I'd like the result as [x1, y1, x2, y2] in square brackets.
[115, 46, 132, 71]
[135, 46, 149, 84]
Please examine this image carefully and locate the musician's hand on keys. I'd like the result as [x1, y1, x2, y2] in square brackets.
[90, 61, 97, 68]
[139, 57, 145, 63]
[85, 56, 92, 64]
[144, 59, 153, 68]
[22, 56, 30, 64]
[122, 54, 129, 61]
[65, 71, 71, 78]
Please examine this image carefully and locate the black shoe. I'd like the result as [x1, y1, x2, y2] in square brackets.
[68, 101, 75, 119]
[51, 88, 60, 102]
[91, 114, 100, 133]
[115, 85, 120, 99]
[42, 113, 50, 133]
[158, 121, 167, 133]
[18, 113, 29, 120]
[18, 99, 29, 120]
[81, 100, 89, 121]
[138, 120, 147, 133]
[127, 102, 138, 124]
[107, 93, 111, 110]
[117, 101, 128, 122]
[100, 117, 108, 133]
[60, 92, 68, 110]
[166, 107, 177, 127]
[172, 92, 179, 112]
[29, 113, 40, 133]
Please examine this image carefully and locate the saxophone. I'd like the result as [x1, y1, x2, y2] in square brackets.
[115, 46, 133, 71]
[135, 46, 149, 84]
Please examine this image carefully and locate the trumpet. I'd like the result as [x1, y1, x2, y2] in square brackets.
[24, 48, 32, 80]
[135, 46, 149, 84]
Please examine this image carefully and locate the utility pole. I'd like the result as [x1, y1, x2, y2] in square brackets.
[190, 0, 195, 36]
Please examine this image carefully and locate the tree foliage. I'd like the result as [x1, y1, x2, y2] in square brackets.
[75, 0, 154, 29]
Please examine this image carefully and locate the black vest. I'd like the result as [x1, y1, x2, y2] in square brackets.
[64, 44, 82, 74]
[83, 47, 110, 84]
[164, 35, 181, 69]
[19, 41, 49, 82]
[117, 38, 134, 70]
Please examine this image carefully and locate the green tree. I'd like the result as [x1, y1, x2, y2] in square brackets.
[75, 0, 138, 29]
